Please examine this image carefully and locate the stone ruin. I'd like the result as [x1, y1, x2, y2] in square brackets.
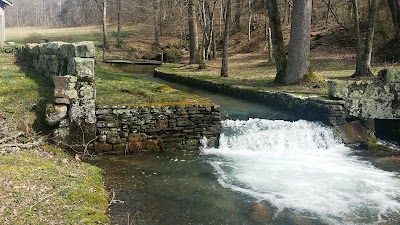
[17, 41, 221, 153]
[328, 70, 400, 119]
[328, 69, 400, 144]
[17, 41, 97, 150]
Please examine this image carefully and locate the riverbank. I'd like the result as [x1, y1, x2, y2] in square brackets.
[0, 52, 109, 224]
[155, 59, 400, 153]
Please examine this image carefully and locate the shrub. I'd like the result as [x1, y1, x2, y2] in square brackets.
[24, 32, 44, 43]
[163, 47, 182, 63]
[1, 45, 19, 53]
[111, 31, 129, 38]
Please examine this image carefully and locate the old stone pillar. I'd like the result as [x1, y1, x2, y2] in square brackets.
[0, 8, 4, 48]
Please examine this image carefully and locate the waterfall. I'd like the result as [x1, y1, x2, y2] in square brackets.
[202, 119, 400, 224]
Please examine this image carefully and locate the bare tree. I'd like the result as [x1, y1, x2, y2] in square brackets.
[221, 0, 231, 77]
[198, 0, 218, 69]
[188, 0, 199, 64]
[154, 0, 161, 48]
[234, 0, 242, 32]
[93, 0, 109, 50]
[266, 0, 286, 83]
[284, 0, 313, 84]
[388, 0, 400, 38]
[351, 0, 380, 77]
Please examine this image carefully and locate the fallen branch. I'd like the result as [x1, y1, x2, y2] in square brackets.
[29, 187, 68, 211]
[0, 139, 43, 149]
[0, 132, 25, 144]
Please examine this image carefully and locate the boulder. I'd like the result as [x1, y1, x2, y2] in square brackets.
[249, 202, 272, 223]
[337, 120, 376, 144]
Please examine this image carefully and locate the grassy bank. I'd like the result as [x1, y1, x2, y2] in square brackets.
[96, 62, 211, 106]
[156, 54, 391, 97]
[0, 52, 109, 224]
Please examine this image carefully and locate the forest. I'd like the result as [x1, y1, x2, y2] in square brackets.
[2, 1, 400, 225]
[5, 1, 400, 84]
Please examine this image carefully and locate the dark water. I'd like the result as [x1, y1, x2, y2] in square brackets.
[86, 64, 400, 225]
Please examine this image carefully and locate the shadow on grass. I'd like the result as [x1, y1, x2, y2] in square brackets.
[18, 65, 54, 134]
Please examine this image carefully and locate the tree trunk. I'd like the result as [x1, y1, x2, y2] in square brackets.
[221, 0, 231, 77]
[199, 0, 218, 69]
[234, 0, 242, 32]
[102, 0, 108, 50]
[188, 0, 199, 64]
[154, 0, 161, 48]
[352, 0, 380, 77]
[266, 0, 287, 83]
[388, 0, 400, 38]
[266, 26, 273, 62]
[116, 0, 122, 48]
[285, 0, 313, 84]
[248, 0, 252, 42]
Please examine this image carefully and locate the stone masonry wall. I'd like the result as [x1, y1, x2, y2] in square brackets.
[154, 70, 348, 126]
[95, 104, 221, 154]
[328, 69, 400, 119]
[17, 42, 222, 153]
[17, 42, 97, 148]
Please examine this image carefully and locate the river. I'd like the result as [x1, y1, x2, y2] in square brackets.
[86, 64, 400, 225]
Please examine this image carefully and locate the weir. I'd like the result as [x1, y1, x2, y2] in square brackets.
[203, 119, 400, 224]
[89, 64, 400, 225]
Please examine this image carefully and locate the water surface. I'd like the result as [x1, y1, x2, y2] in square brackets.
[88, 64, 400, 225]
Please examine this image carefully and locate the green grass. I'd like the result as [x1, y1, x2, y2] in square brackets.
[157, 54, 396, 97]
[0, 52, 109, 224]
[96, 62, 211, 106]
[0, 146, 109, 225]
[0, 53, 53, 130]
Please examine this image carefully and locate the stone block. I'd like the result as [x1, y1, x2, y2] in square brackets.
[53, 127, 70, 143]
[69, 99, 96, 124]
[75, 41, 96, 58]
[113, 143, 128, 153]
[378, 68, 400, 83]
[48, 55, 60, 74]
[55, 98, 70, 105]
[67, 57, 95, 79]
[53, 76, 78, 99]
[95, 143, 113, 154]
[78, 83, 95, 99]
[46, 42, 67, 55]
[59, 119, 70, 128]
[328, 80, 351, 99]
[107, 130, 121, 144]
[60, 43, 76, 58]
[45, 104, 68, 126]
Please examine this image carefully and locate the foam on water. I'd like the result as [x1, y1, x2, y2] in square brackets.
[202, 119, 400, 224]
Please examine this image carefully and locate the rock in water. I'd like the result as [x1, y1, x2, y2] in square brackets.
[250, 202, 272, 224]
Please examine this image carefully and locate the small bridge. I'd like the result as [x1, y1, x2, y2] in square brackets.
[102, 49, 163, 65]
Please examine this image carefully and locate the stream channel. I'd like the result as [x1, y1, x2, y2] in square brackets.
[87, 64, 400, 225]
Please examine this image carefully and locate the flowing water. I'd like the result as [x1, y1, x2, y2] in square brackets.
[87, 64, 400, 225]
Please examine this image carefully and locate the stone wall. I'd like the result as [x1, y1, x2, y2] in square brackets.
[95, 104, 221, 154]
[328, 69, 400, 144]
[17, 41, 97, 148]
[17, 42, 222, 153]
[154, 70, 347, 126]
[328, 69, 400, 119]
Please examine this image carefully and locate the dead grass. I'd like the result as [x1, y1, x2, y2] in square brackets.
[158, 53, 346, 96]
[158, 52, 397, 96]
